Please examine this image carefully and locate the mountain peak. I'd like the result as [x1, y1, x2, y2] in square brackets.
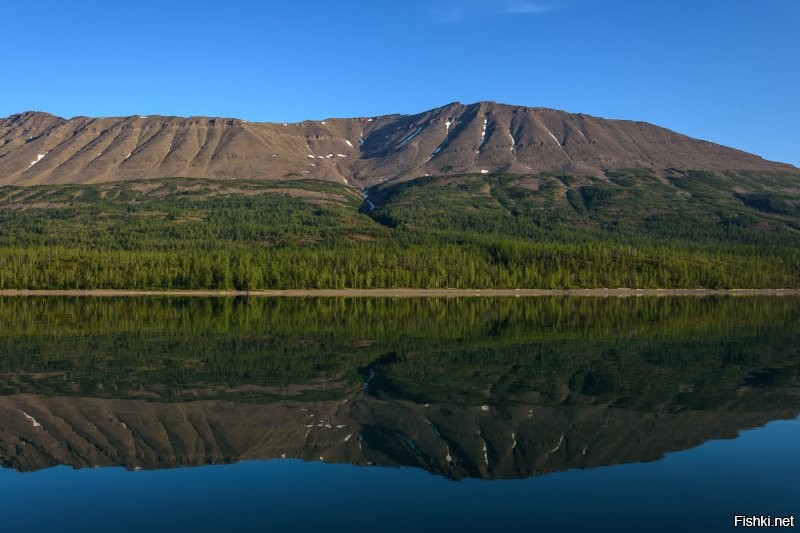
[1, 103, 796, 187]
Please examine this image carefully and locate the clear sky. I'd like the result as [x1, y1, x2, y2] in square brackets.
[4, 0, 798, 167]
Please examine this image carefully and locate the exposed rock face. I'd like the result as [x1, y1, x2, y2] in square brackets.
[1, 392, 794, 480]
[1, 102, 794, 187]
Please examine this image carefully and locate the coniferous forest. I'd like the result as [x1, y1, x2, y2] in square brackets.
[0, 170, 798, 290]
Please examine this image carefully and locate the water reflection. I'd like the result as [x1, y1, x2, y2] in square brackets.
[1, 296, 798, 479]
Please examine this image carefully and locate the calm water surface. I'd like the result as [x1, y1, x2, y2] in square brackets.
[0, 296, 798, 532]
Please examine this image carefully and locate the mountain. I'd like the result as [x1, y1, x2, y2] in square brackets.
[1, 102, 795, 187]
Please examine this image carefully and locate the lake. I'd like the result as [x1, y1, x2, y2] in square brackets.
[0, 296, 798, 532]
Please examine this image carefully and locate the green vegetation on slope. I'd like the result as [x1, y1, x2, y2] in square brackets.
[0, 169, 799, 289]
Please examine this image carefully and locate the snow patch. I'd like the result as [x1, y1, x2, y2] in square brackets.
[307, 155, 316, 159]
[479, 118, 488, 149]
[27, 152, 47, 169]
[426, 146, 442, 162]
[124, 152, 132, 160]
[345, 140, 354, 148]
[321, 121, 326, 125]
[398, 127, 422, 147]
[326, 154, 334, 158]
[336, 154, 347, 157]
[545, 128, 561, 145]
[480, 170, 489, 174]
[139, 116, 148, 119]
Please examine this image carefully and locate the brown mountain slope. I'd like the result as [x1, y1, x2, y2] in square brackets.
[1, 102, 794, 187]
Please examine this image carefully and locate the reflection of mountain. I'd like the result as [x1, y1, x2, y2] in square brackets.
[2, 388, 797, 480]
[1, 296, 799, 479]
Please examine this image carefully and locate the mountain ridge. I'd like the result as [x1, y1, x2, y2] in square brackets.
[2, 102, 795, 187]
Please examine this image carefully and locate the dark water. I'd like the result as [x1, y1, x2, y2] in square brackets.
[0, 296, 798, 532]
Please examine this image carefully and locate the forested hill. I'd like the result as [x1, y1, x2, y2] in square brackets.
[0, 171, 798, 290]
[2, 102, 799, 289]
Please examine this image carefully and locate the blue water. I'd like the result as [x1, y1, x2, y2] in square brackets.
[2, 417, 797, 533]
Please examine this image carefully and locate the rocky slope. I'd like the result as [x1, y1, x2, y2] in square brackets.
[1, 102, 794, 187]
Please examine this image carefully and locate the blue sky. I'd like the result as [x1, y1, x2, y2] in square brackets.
[4, 0, 798, 166]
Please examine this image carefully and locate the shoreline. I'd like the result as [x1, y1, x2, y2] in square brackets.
[0, 288, 799, 298]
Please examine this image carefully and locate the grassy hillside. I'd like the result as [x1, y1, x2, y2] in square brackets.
[0, 170, 799, 289]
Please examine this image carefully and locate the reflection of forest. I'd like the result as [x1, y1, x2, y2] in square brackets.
[0, 296, 798, 478]
[1, 296, 798, 407]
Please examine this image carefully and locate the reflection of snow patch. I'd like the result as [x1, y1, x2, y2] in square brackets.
[398, 434, 421, 455]
[481, 405, 489, 411]
[20, 411, 41, 428]
[344, 433, 353, 442]
[548, 434, 565, 455]
[480, 170, 489, 174]
[511, 432, 517, 449]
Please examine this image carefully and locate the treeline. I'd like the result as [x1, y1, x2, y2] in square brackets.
[0, 176, 799, 290]
[1, 239, 798, 290]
